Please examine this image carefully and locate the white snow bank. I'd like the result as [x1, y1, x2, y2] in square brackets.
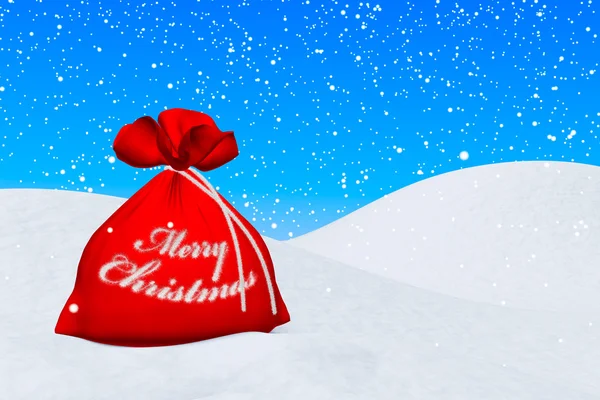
[291, 161, 600, 313]
[1, 188, 599, 399]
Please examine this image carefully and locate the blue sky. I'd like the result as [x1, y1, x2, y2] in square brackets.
[0, 0, 598, 239]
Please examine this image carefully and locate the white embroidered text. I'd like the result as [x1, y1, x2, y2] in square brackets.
[99, 254, 256, 303]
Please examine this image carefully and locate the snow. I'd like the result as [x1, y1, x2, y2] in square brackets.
[1, 182, 599, 399]
[291, 161, 600, 314]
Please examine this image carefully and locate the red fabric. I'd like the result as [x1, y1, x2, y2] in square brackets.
[55, 109, 290, 347]
[112, 108, 239, 171]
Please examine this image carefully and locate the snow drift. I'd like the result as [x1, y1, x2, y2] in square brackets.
[291, 161, 600, 313]
[1, 181, 599, 399]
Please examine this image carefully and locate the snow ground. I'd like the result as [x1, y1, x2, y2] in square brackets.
[291, 161, 600, 314]
[1, 177, 599, 399]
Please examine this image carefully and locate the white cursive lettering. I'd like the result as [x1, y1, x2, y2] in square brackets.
[132, 228, 229, 280]
[98, 254, 256, 305]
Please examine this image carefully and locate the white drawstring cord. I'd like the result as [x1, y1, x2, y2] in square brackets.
[186, 168, 278, 316]
[165, 166, 278, 315]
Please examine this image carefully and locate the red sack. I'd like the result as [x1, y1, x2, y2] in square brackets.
[55, 108, 290, 347]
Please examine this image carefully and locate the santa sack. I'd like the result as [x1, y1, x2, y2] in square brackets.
[55, 108, 290, 347]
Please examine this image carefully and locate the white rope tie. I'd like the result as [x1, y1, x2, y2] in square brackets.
[165, 166, 278, 315]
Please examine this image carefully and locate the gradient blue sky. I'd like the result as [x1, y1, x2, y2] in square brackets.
[0, 0, 598, 239]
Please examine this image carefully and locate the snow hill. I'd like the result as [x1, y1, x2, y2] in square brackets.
[0, 181, 599, 399]
[291, 161, 600, 314]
